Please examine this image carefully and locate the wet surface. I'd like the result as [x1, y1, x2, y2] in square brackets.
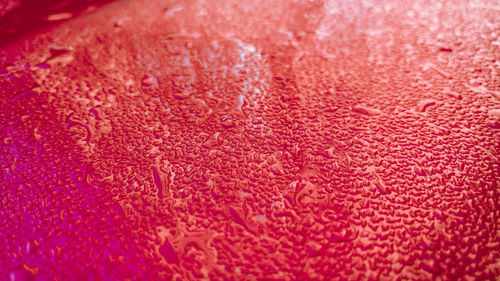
[0, 0, 499, 280]
[0, 0, 114, 47]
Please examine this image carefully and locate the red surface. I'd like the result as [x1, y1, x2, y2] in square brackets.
[0, 0, 499, 280]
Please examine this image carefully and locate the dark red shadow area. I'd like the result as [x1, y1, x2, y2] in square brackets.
[0, 0, 116, 47]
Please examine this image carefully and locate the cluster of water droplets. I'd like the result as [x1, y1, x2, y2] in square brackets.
[0, 0, 499, 280]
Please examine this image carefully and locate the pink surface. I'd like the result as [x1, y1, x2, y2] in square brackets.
[0, 0, 499, 280]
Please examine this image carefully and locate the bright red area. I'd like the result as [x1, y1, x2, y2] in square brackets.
[0, 0, 499, 280]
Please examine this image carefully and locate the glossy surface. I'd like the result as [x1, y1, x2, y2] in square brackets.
[0, 0, 499, 280]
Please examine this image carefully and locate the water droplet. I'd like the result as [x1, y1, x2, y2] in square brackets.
[172, 92, 190, 100]
[25, 239, 39, 255]
[66, 121, 91, 142]
[352, 104, 381, 116]
[9, 265, 36, 281]
[151, 166, 171, 199]
[164, 6, 184, 16]
[294, 181, 323, 206]
[34, 63, 50, 69]
[46, 12, 73, 21]
[13, 90, 37, 100]
[202, 133, 221, 149]
[251, 214, 269, 224]
[141, 73, 159, 88]
[422, 62, 451, 79]
[151, 167, 163, 197]
[159, 239, 179, 264]
[221, 118, 235, 128]
[89, 109, 101, 120]
[467, 84, 500, 100]
[33, 127, 41, 140]
[229, 207, 246, 226]
[444, 89, 462, 100]
[487, 109, 500, 119]
[45, 47, 74, 66]
[228, 206, 258, 235]
[235, 94, 246, 113]
[416, 98, 436, 112]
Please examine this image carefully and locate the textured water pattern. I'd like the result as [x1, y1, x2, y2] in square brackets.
[1, 0, 499, 280]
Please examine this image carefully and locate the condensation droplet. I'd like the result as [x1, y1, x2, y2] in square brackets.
[251, 214, 269, 224]
[202, 133, 221, 149]
[159, 239, 179, 264]
[45, 47, 74, 66]
[9, 265, 36, 281]
[352, 104, 382, 116]
[416, 98, 436, 112]
[46, 13, 73, 21]
[444, 89, 462, 100]
[487, 109, 500, 119]
[152, 166, 171, 199]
